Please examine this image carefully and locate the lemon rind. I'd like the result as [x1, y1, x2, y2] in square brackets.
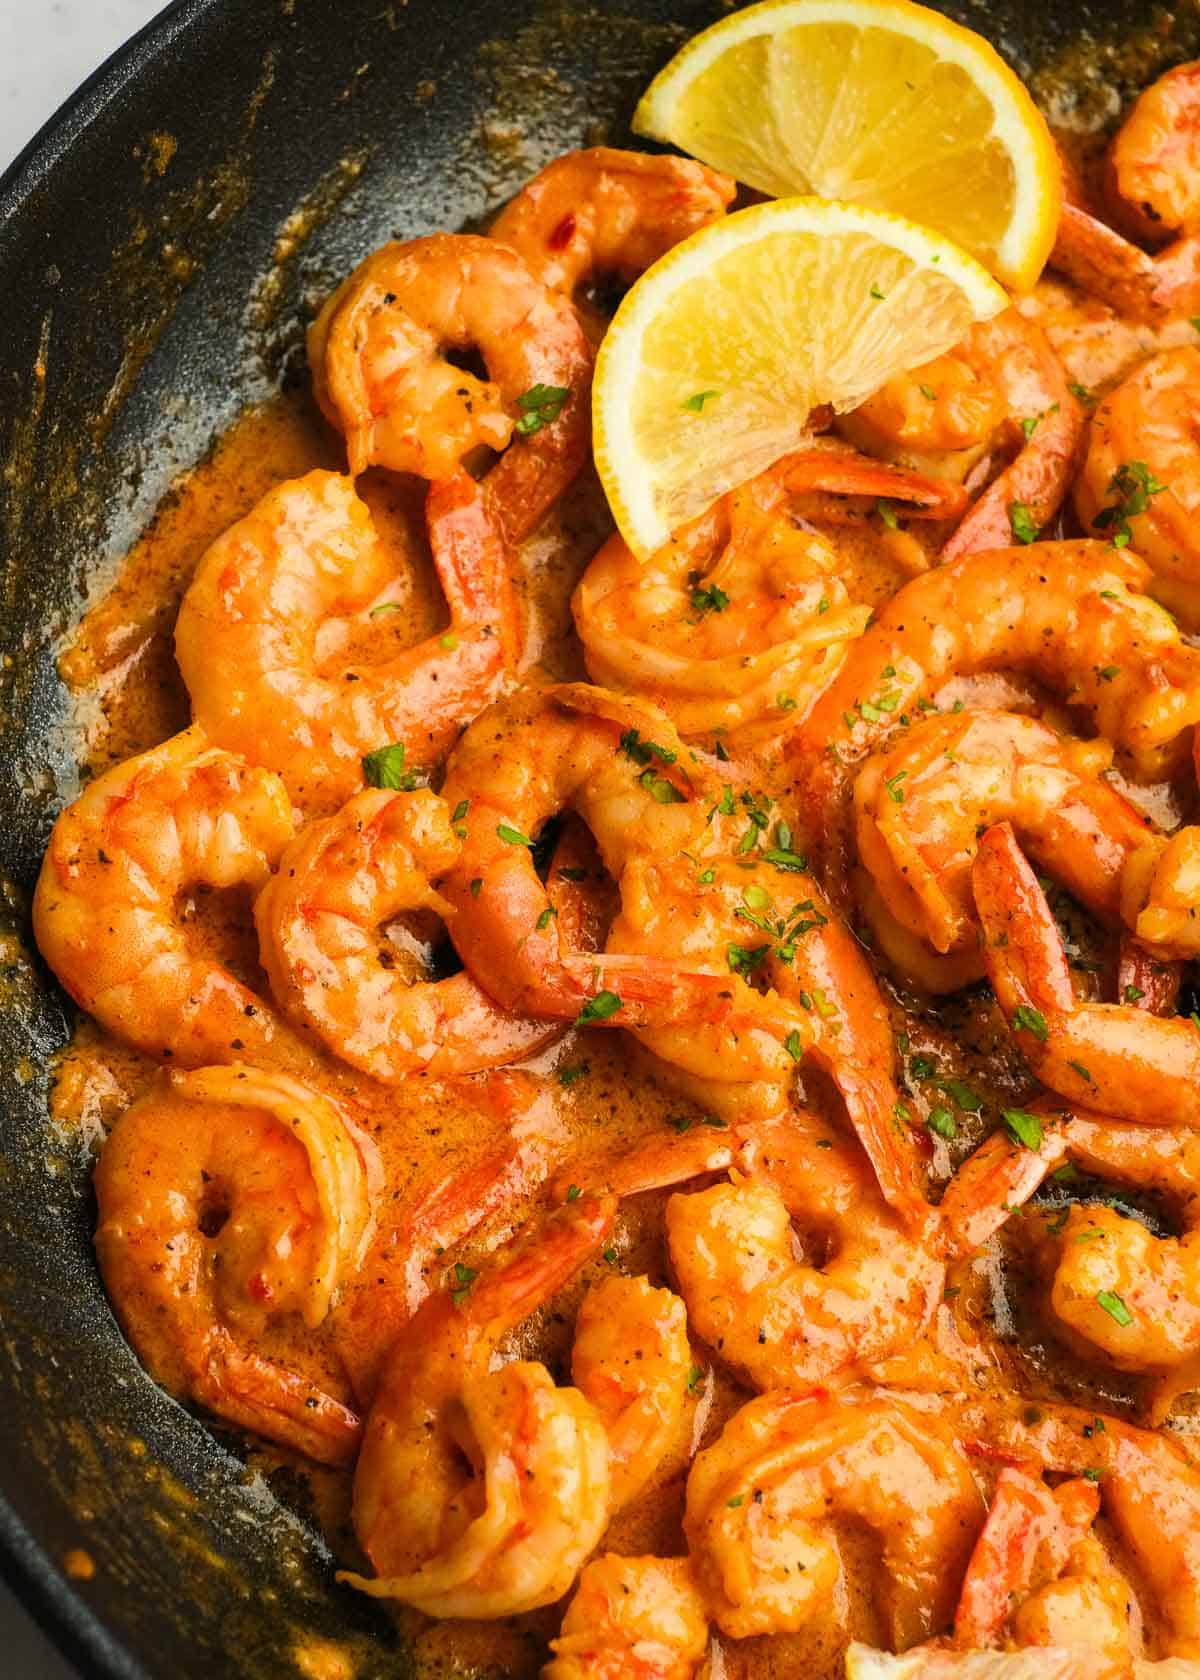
[633, 0, 1060, 290]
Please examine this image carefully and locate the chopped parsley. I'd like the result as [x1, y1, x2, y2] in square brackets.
[496, 822, 532, 846]
[683, 390, 719, 412]
[620, 728, 678, 767]
[1092, 460, 1166, 548]
[450, 1262, 478, 1307]
[514, 382, 569, 436]
[1012, 1003, 1049, 1042]
[763, 846, 809, 873]
[941, 1078, 983, 1112]
[927, 1106, 957, 1140]
[558, 1061, 590, 1087]
[690, 580, 731, 616]
[1096, 1289, 1133, 1327]
[639, 768, 686, 804]
[362, 741, 420, 790]
[1008, 501, 1039, 545]
[576, 990, 622, 1025]
[1002, 1107, 1044, 1151]
[727, 942, 769, 976]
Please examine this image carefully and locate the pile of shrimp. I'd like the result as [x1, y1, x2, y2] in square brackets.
[34, 75, 1200, 1680]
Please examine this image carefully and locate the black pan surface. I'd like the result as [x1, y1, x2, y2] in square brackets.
[1, 0, 1197, 1674]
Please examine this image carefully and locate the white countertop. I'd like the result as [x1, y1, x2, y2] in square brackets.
[0, 0, 167, 169]
[2, 8, 170, 1673]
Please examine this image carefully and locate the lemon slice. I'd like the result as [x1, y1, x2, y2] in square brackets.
[593, 196, 1006, 557]
[844, 1646, 1191, 1678]
[633, 0, 1061, 291]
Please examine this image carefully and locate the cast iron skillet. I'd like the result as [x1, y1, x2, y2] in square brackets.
[1, 0, 1196, 1674]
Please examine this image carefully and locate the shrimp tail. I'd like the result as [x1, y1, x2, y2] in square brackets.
[194, 1331, 362, 1467]
[780, 445, 970, 521]
[972, 821, 1078, 1014]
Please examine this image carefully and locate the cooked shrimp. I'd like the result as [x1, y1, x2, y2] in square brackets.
[255, 787, 602, 1080]
[942, 1108, 1200, 1403]
[684, 1391, 982, 1644]
[307, 232, 593, 541]
[1050, 66, 1200, 325]
[490, 145, 734, 315]
[972, 822, 1200, 1127]
[333, 1071, 567, 1405]
[573, 445, 961, 738]
[853, 709, 1156, 989]
[843, 310, 1083, 561]
[571, 1274, 691, 1508]
[439, 681, 795, 1034]
[93, 1065, 375, 1465]
[1122, 822, 1200, 958]
[957, 1398, 1200, 1656]
[953, 1467, 1133, 1667]
[791, 542, 1200, 891]
[664, 1113, 942, 1387]
[543, 1555, 709, 1680]
[32, 726, 304, 1069]
[1107, 62, 1200, 246]
[1043, 67, 1200, 318]
[611, 842, 926, 1224]
[443, 683, 926, 1221]
[341, 1198, 615, 1618]
[1051, 198, 1200, 324]
[1075, 347, 1200, 624]
[175, 469, 518, 807]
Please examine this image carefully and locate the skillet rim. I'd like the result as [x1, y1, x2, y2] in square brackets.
[2, 0, 1194, 1674]
[0, 15, 208, 1676]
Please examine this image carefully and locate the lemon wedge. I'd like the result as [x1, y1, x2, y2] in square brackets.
[593, 196, 1006, 557]
[633, 0, 1061, 291]
[845, 1646, 1188, 1677]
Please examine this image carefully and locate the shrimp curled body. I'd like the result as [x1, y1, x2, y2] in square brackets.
[664, 1116, 942, 1387]
[853, 708, 1157, 989]
[94, 1065, 375, 1465]
[943, 1107, 1200, 1411]
[308, 233, 593, 542]
[255, 787, 571, 1080]
[490, 145, 735, 321]
[543, 1555, 709, 1680]
[791, 541, 1200, 895]
[684, 1392, 982, 1644]
[342, 1201, 616, 1619]
[175, 470, 518, 807]
[572, 446, 959, 739]
[1075, 346, 1200, 625]
[33, 727, 299, 1068]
